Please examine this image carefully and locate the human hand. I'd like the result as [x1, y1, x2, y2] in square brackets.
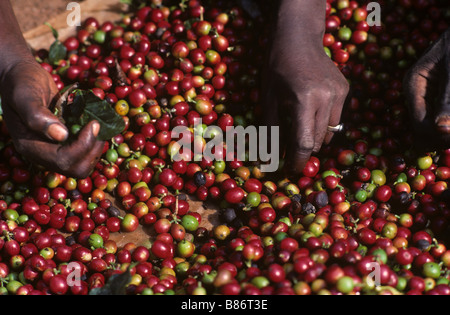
[260, 0, 350, 177]
[0, 61, 105, 178]
[263, 42, 349, 176]
[404, 28, 450, 151]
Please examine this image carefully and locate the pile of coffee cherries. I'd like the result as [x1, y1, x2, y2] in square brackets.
[0, 0, 449, 295]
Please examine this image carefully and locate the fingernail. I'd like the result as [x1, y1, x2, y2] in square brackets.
[437, 117, 450, 134]
[48, 124, 68, 142]
[92, 122, 101, 137]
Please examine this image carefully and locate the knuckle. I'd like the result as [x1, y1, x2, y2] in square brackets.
[340, 80, 350, 95]
[306, 79, 349, 104]
[332, 77, 349, 99]
[320, 88, 334, 101]
[300, 87, 331, 105]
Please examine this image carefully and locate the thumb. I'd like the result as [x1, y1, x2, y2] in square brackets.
[20, 99, 69, 143]
[404, 31, 446, 133]
[4, 64, 69, 143]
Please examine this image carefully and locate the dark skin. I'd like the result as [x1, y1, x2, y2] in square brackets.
[263, 0, 349, 175]
[0, 0, 448, 179]
[0, 0, 104, 179]
[404, 28, 450, 151]
[265, 0, 450, 175]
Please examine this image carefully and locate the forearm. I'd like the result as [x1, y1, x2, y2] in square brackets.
[0, 0, 35, 80]
[271, 0, 327, 60]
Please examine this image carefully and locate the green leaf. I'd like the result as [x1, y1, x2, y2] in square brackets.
[45, 22, 59, 40]
[184, 18, 200, 31]
[45, 23, 66, 66]
[89, 270, 132, 295]
[67, 90, 87, 121]
[120, 0, 147, 10]
[69, 90, 126, 141]
[48, 40, 67, 66]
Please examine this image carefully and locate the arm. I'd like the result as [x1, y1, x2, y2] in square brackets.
[0, 0, 37, 72]
[272, 0, 327, 56]
[0, 0, 68, 143]
[0, 0, 104, 178]
[263, 0, 349, 175]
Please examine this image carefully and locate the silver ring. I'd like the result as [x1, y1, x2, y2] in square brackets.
[327, 124, 344, 133]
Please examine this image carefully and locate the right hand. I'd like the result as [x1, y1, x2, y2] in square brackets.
[404, 28, 450, 151]
[1, 61, 105, 178]
[263, 40, 349, 176]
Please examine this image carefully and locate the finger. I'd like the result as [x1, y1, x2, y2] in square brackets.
[19, 97, 68, 143]
[324, 89, 348, 145]
[406, 65, 440, 120]
[324, 112, 341, 145]
[263, 87, 283, 152]
[261, 63, 280, 128]
[4, 106, 74, 173]
[15, 137, 101, 179]
[435, 50, 450, 134]
[405, 62, 443, 151]
[57, 121, 104, 178]
[3, 87, 103, 178]
[262, 87, 280, 128]
[404, 33, 446, 128]
[288, 106, 316, 175]
[9, 82, 68, 143]
[314, 103, 331, 153]
[261, 66, 285, 165]
[71, 121, 105, 177]
[6, 68, 69, 142]
[10, 121, 103, 178]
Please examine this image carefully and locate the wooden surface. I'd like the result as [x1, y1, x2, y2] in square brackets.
[22, 0, 222, 248]
[24, 0, 128, 50]
[108, 196, 221, 248]
[13, 0, 78, 33]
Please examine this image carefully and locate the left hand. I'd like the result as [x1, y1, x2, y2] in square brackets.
[404, 28, 450, 150]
